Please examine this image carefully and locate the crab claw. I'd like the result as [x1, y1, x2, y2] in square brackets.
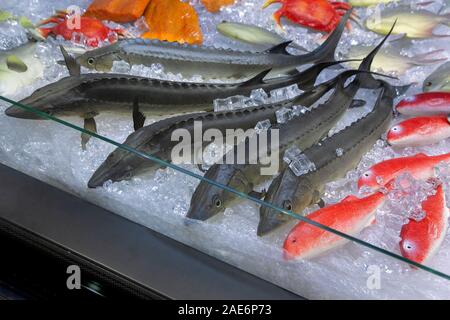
[262, 0, 283, 9]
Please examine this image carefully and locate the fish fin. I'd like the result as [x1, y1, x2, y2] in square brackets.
[342, 195, 359, 203]
[60, 45, 80, 76]
[240, 69, 272, 86]
[265, 41, 292, 55]
[6, 55, 28, 73]
[349, 99, 366, 109]
[387, 33, 407, 43]
[417, 153, 428, 158]
[132, 100, 146, 131]
[81, 117, 97, 151]
[304, 9, 352, 64]
[249, 190, 267, 199]
[357, 20, 397, 88]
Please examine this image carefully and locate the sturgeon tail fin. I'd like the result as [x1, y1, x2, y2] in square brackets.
[298, 9, 352, 65]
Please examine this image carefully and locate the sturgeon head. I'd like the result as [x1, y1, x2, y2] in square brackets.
[5, 75, 86, 119]
[186, 164, 253, 221]
[5, 45, 87, 119]
[88, 125, 164, 188]
[76, 42, 121, 72]
[258, 169, 317, 236]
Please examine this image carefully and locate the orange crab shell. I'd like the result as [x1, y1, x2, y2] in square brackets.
[263, 0, 352, 33]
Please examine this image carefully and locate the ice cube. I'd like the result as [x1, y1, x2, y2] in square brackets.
[250, 88, 269, 105]
[270, 84, 304, 102]
[127, 16, 149, 38]
[335, 148, 344, 157]
[289, 154, 316, 176]
[283, 146, 303, 165]
[275, 107, 293, 124]
[292, 105, 307, 116]
[255, 119, 271, 133]
[213, 95, 251, 112]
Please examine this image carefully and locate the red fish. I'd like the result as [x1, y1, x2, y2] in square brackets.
[387, 116, 450, 147]
[262, 0, 355, 33]
[283, 192, 386, 260]
[400, 184, 449, 265]
[358, 153, 450, 191]
[396, 92, 450, 116]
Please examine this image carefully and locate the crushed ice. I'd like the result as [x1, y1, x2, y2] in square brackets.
[0, 0, 449, 299]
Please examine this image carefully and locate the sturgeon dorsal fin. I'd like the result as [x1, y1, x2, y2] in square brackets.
[416, 152, 428, 158]
[60, 45, 80, 76]
[240, 69, 272, 87]
[266, 41, 292, 55]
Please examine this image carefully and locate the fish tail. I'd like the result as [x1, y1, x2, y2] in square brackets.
[356, 20, 397, 89]
[301, 9, 352, 64]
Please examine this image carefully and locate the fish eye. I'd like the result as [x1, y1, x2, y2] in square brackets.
[212, 195, 222, 208]
[403, 241, 414, 251]
[425, 81, 432, 87]
[283, 200, 293, 211]
[87, 57, 95, 65]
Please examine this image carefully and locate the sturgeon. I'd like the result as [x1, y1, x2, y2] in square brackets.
[88, 74, 343, 188]
[74, 11, 352, 78]
[257, 81, 395, 236]
[186, 27, 395, 222]
[5, 48, 339, 148]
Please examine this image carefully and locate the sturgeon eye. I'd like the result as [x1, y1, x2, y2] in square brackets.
[87, 57, 95, 65]
[283, 200, 293, 211]
[212, 195, 222, 208]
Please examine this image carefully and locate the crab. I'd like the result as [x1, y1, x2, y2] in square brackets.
[37, 10, 129, 47]
[262, 0, 357, 33]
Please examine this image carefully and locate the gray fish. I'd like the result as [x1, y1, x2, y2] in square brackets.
[423, 61, 450, 92]
[74, 11, 352, 78]
[6, 46, 342, 150]
[186, 27, 395, 223]
[6, 45, 336, 121]
[257, 81, 395, 236]
[186, 69, 386, 221]
[87, 67, 346, 188]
